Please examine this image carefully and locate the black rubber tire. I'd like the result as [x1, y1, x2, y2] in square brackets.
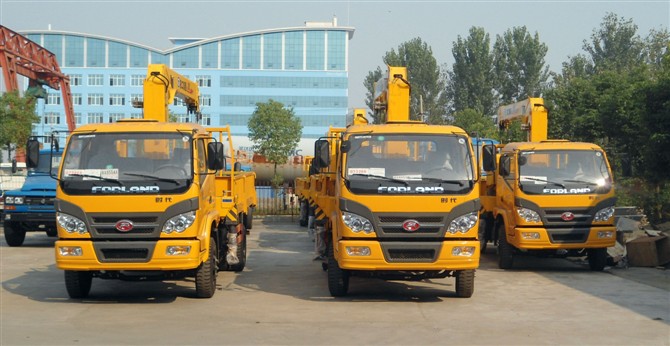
[299, 200, 308, 227]
[226, 225, 247, 272]
[588, 248, 607, 271]
[4, 222, 26, 247]
[497, 222, 514, 269]
[327, 240, 349, 297]
[195, 237, 217, 298]
[64, 270, 92, 299]
[455, 269, 475, 298]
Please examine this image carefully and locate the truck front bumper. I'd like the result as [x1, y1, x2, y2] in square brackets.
[4, 212, 56, 223]
[510, 226, 616, 250]
[55, 239, 204, 271]
[336, 240, 479, 271]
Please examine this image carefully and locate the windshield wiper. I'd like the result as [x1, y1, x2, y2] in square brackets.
[521, 176, 565, 188]
[123, 172, 180, 185]
[67, 173, 123, 184]
[421, 177, 464, 186]
[349, 174, 409, 186]
[563, 179, 598, 186]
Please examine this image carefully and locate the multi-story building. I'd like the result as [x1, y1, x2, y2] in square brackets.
[22, 18, 354, 156]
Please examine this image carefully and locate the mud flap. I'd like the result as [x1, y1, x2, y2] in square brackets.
[226, 231, 240, 265]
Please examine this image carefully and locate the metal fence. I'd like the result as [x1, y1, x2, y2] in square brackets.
[254, 185, 300, 216]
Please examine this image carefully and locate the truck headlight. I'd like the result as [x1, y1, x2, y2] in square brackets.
[594, 207, 615, 222]
[162, 211, 196, 234]
[342, 211, 374, 234]
[57, 213, 88, 234]
[5, 196, 24, 204]
[517, 207, 541, 223]
[448, 212, 478, 234]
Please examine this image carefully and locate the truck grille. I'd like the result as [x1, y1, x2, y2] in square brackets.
[93, 241, 156, 263]
[380, 242, 441, 263]
[547, 228, 590, 243]
[24, 197, 55, 206]
[101, 248, 149, 260]
[88, 215, 160, 238]
[375, 215, 445, 237]
[387, 249, 435, 261]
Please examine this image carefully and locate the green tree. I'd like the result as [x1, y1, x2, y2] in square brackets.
[364, 38, 446, 124]
[247, 99, 302, 186]
[451, 109, 497, 139]
[0, 91, 39, 161]
[493, 26, 550, 103]
[584, 12, 645, 73]
[446, 27, 497, 116]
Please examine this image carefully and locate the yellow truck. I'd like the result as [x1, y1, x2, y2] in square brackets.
[480, 98, 616, 270]
[31, 65, 257, 298]
[310, 67, 481, 297]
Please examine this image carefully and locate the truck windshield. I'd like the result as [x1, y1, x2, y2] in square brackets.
[518, 149, 612, 195]
[344, 134, 474, 195]
[60, 132, 193, 195]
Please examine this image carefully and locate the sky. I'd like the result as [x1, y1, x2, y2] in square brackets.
[1, 0, 668, 110]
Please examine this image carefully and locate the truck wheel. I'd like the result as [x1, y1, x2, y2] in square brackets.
[195, 236, 217, 298]
[227, 225, 247, 272]
[4, 222, 26, 247]
[455, 269, 475, 298]
[497, 223, 514, 269]
[587, 248, 607, 271]
[327, 240, 349, 297]
[64, 270, 92, 299]
[299, 200, 308, 227]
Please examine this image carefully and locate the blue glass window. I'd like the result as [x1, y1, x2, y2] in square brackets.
[327, 31, 346, 71]
[150, 52, 168, 65]
[87, 38, 105, 67]
[285, 31, 303, 70]
[202, 42, 218, 68]
[43, 35, 62, 63]
[222, 39, 239, 69]
[130, 46, 148, 67]
[108, 42, 127, 67]
[263, 33, 281, 69]
[26, 34, 41, 44]
[306, 31, 325, 70]
[173, 47, 199, 68]
[64, 36, 84, 67]
[242, 36, 260, 69]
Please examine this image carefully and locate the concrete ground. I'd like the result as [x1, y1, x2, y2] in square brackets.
[1, 216, 668, 345]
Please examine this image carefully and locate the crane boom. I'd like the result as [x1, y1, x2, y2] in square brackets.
[136, 64, 200, 122]
[497, 97, 548, 142]
[373, 66, 411, 123]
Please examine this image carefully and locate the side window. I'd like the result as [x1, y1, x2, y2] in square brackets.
[197, 139, 207, 185]
[499, 155, 511, 177]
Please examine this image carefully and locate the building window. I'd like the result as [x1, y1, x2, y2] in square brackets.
[88, 93, 104, 106]
[196, 75, 211, 87]
[109, 94, 125, 106]
[263, 33, 282, 69]
[87, 38, 105, 67]
[200, 95, 211, 107]
[285, 31, 304, 70]
[173, 47, 198, 68]
[44, 112, 60, 125]
[222, 38, 240, 69]
[130, 94, 143, 107]
[110, 74, 125, 86]
[110, 113, 125, 122]
[306, 31, 325, 70]
[199, 114, 211, 126]
[108, 41, 127, 67]
[327, 31, 346, 70]
[87, 112, 103, 123]
[130, 113, 142, 119]
[150, 52, 168, 65]
[65, 36, 84, 67]
[88, 74, 103, 86]
[242, 36, 261, 69]
[177, 114, 189, 123]
[69, 74, 82, 86]
[201, 41, 218, 68]
[74, 113, 83, 125]
[72, 94, 82, 105]
[43, 35, 62, 64]
[131, 75, 144, 86]
[129, 46, 148, 67]
[47, 93, 61, 105]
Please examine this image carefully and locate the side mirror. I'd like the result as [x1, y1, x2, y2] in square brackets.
[207, 142, 225, 171]
[482, 145, 496, 172]
[11, 159, 17, 174]
[340, 140, 351, 153]
[26, 138, 40, 168]
[313, 139, 330, 169]
[233, 161, 242, 172]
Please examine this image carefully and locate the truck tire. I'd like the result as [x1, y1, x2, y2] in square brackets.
[327, 240, 349, 297]
[226, 224, 247, 272]
[455, 269, 475, 298]
[195, 237, 217, 298]
[4, 222, 26, 247]
[497, 222, 514, 269]
[299, 200, 308, 227]
[587, 248, 607, 271]
[64, 270, 92, 299]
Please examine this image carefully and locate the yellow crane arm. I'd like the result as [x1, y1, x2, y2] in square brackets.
[497, 97, 547, 142]
[373, 66, 410, 123]
[136, 64, 201, 122]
